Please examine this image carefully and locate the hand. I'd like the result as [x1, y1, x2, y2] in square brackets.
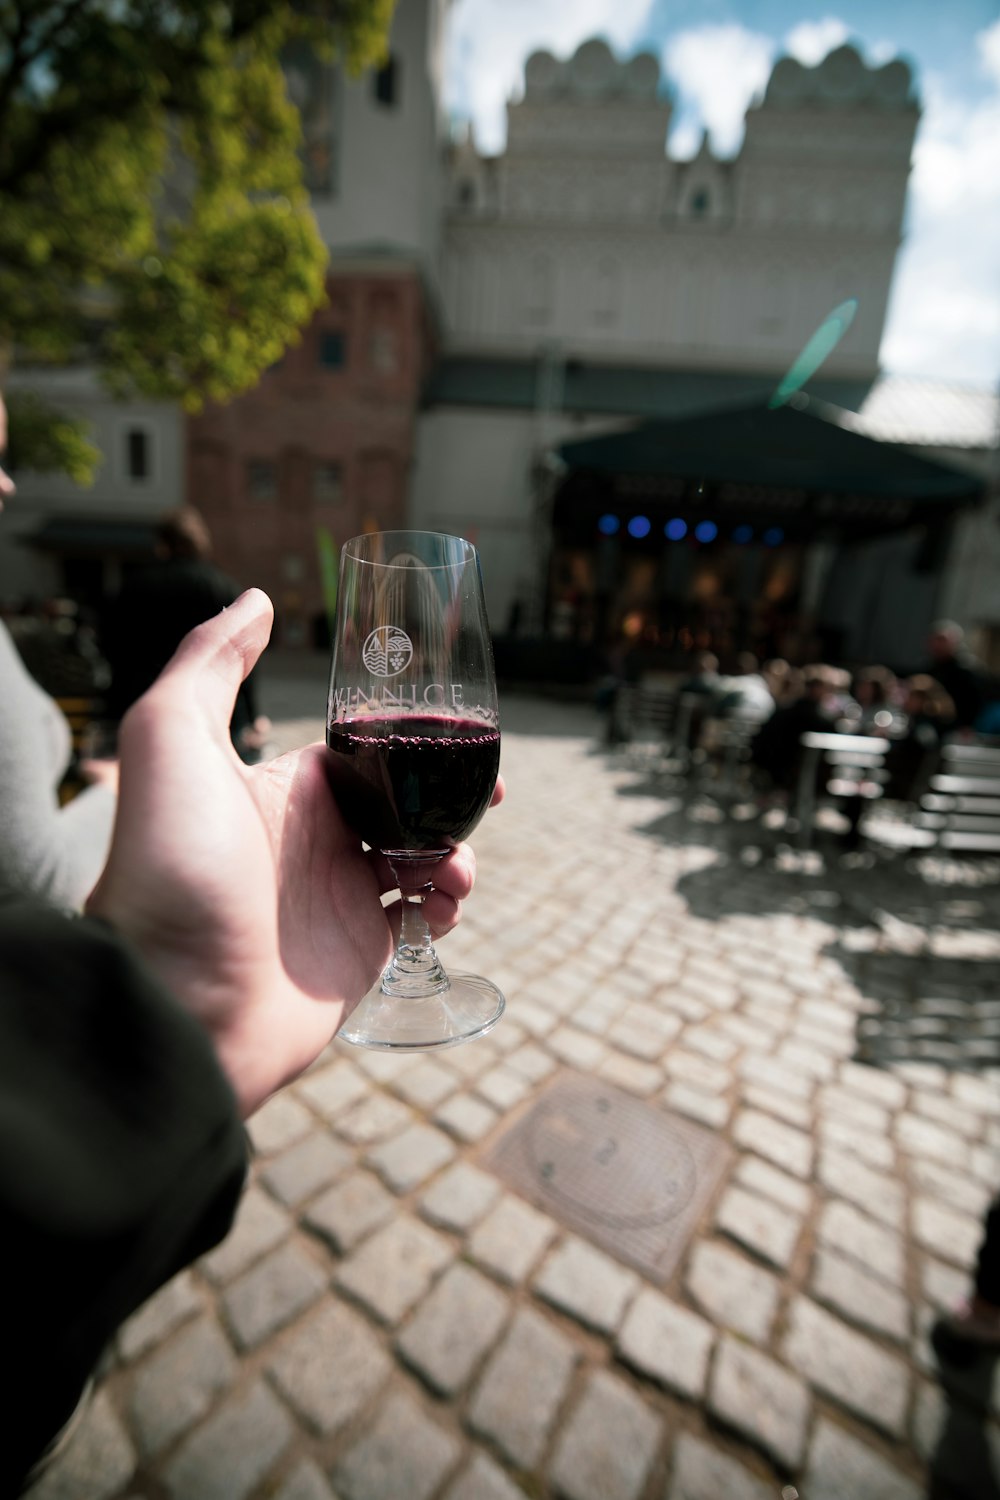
[87, 590, 504, 1117]
[78, 757, 120, 794]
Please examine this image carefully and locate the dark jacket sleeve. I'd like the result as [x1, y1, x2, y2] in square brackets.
[0, 896, 247, 1491]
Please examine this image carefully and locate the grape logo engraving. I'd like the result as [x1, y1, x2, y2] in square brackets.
[362, 626, 413, 678]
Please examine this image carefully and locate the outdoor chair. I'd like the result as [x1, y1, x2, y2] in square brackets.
[915, 742, 1000, 853]
[792, 731, 890, 850]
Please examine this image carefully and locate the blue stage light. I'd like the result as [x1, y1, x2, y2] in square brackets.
[763, 526, 785, 546]
[731, 524, 753, 544]
[665, 518, 687, 541]
[627, 515, 651, 538]
[598, 513, 620, 535]
[694, 520, 718, 543]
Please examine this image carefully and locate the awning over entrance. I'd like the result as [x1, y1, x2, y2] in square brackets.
[555, 399, 983, 540]
[25, 517, 159, 556]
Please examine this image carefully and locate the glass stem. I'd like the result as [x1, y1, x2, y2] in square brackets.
[381, 854, 450, 999]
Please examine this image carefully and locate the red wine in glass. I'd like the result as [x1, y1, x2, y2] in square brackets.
[326, 531, 504, 1050]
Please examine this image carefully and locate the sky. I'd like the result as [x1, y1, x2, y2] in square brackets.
[443, 0, 1000, 391]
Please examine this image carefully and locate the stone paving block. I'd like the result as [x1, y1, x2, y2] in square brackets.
[548, 1025, 607, 1069]
[128, 1315, 237, 1455]
[336, 1213, 453, 1324]
[442, 1452, 526, 1500]
[912, 1197, 983, 1268]
[738, 1052, 813, 1100]
[434, 1090, 500, 1142]
[267, 1299, 392, 1436]
[117, 1271, 203, 1361]
[783, 1294, 909, 1437]
[686, 1239, 780, 1343]
[199, 1185, 292, 1286]
[663, 1049, 731, 1094]
[396, 1261, 510, 1395]
[733, 1109, 813, 1178]
[248, 1093, 317, 1155]
[511, 997, 559, 1038]
[347, 1047, 420, 1083]
[708, 1336, 810, 1471]
[332, 1390, 462, 1500]
[910, 1157, 991, 1219]
[733, 1154, 811, 1214]
[778, 1039, 837, 1081]
[715, 1185, 802, 1271]
[296, 1060, 370, 1119]
[818, 1200, 906, 1286]
[682, 1026, 738, 1063]
[304, 1170, 396, 1254]
[467, 1306, 579, 1468]
[896, 1112, 967, 1168]
[666, 1432, 773, 1500]
[532, 1236, 639, 1335]
[952, 1073, 1000, 1116]
[505, 1041, 558, 1083]
[596, 1049, 663, 1096]
[475, 1064, 533, 1111]
[605, 1022, 672, 1062]
[803, 1417, 922, 1500]
[270, 1460, 340, 1500]
[364, 1122, 457, 1193]
[819, 1113, 896, 1170]
[419, 1160, 502, 1232]
[26, 1390, 136, 1500]
[163, 1381, 292, 1500]
[912, 1090, 982, 1139]
[468, 1193, 558, 1284]
[741, 1083, 811, 1130]
[819, 1084, 891, 1133]
[817, 1148, 905, 1228]
[921, 1255, 969, 1312]
[221, 1240, 327, 1350]
[616, 1287, 714, 1400]
[390, 1057, 460, 1110]
[662, 1081, 731, 1130]
[812, 1248, 910, 1343]
[548, 1368, 661, 1500]
[335, 1093, 414, 1146]
[260, 1132, 353, 1208]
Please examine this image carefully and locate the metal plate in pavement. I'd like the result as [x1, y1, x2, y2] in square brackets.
[481, 1071, 730, 1282]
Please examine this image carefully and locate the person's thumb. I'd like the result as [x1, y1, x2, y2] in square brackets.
[138, 588, 274, 735]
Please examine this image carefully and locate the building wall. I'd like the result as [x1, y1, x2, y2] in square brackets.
[188, 268, 433, 645]
[0, 368, 182, 604]
[425, 39, 921, 629]
[440, 40, 916, 377]
[309, 0, 447, 272]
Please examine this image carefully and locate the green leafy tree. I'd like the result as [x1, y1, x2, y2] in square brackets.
[0, 0, 395, 478]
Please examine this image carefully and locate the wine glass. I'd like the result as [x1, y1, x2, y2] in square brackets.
[326, 530, 505, 1050]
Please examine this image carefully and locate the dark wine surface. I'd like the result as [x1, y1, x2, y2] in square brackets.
[326, 715, 501, 851]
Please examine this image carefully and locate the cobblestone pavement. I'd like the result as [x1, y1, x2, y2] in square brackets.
[28, 671, 1000, 1500]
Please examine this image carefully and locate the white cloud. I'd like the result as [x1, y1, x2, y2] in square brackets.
[977, 16, 1000, 85]
[663, 24, 774, 156]
[881, 35, 1000, 384]
[445, 0, 654, 153]
[783, 16, 849, 66]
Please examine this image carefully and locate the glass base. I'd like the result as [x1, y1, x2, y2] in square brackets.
[338, 972, 505, 1051]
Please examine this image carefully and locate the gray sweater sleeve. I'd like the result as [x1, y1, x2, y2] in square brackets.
[0, 622, 116, 910]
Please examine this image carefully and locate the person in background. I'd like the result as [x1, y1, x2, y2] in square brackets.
[3, 588, 500, 1493]
[0, 393, 116, 908]
[842, 665, 902, 736]
[924, 621, 987, 731]
[749, 666, 839, 796]
[102, 506, 271, 762]
[883, 674, 956, 803]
